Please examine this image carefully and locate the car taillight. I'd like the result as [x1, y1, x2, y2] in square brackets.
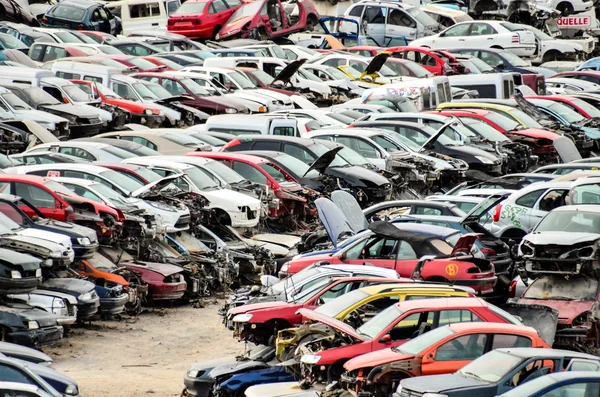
[493, 204, 502, 222]
[167, 19, 174, 25]
[481, 248, 497, 257]
[305, 124, 311, 133]
[511, 34, 519, 43]
[508, 279, 518, 299]
[77, 24, 85, 30]
[221, 138, 241, 151]
[41, 16, 48, 24]
[65, 205, 75, 222]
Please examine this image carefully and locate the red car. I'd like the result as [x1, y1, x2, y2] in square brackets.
[95, 54, 166, 72]
[387, 47, 469, 76]
[227, 276, 402, 345]
[429, 109, 558, 160]
[217, 0, 319, 41]
[0, 174, 121, 242]
[341, 322, 549, 397]
[143, 56, 184, 71]
[347, 46, 383, 57]
[167, 0, 245, 40]
[296, 297, 519, 385]
[120, 262, 187, 301]
[282, 223, 496, 296]
[72, 79, 165, 128]
[187, 152, 309, 220]
[524, 95, 600, 119]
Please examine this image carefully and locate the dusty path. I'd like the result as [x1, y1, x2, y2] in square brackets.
[46, 301, 243, 397]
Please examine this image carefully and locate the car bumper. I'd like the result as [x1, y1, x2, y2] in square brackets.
[131, 113, 165, 128]
[99, 293, 129, 315]
[229, 210, 260, 228]
[149, 282, 187, 300]
[10, 325, 63, 347]
[183, 373, 214, 397]
[0, 276, 41, 294]
[73, 242, 99, 260]
[69, 122, 103, 138]
[504, 45, 536, 57]
[470, 162, 503, 175]
[168, 25, 214, 40]
[77, 298, 101, 320]
[453, 276, 497, 295]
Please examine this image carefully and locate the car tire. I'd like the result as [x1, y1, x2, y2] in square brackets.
[212, 25, 221, 39]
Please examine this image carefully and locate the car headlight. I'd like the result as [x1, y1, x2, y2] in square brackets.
[42, 258, 52, 267]
[35, 269, 42, 278]
[10, 271, 21, 279]
[225, 108, 238, 114]
[232, 313, 253, 322]
[26, 321, 39, 330]
[280, 263, 289, 273]
[301, 354, 321, 364]
[65, 385, 79, 395]
[187, 370, 199, 378]
[79, 292, 93, 301]
[77, 237, 91, 245]
[55, 298, 66, 308]
[474, 155, 494, 164]
[144, 109, 153, 115]
[148, 201, 177, 212]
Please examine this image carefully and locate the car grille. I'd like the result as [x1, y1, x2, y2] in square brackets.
[398, 389, 424, 397]
[175, 215, 191, 229]
[87, 118, 102, 124]
[240, 206, 257, 220]
[67, 303, 76, 317]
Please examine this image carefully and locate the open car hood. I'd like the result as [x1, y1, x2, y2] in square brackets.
[513, 92, 553, 123]
[130, 174, 184, 197]
[315, 197, 354, 249]
[274, 59, 308, 84]
[331, 190, 368, 233]
[298, 308, 364, 341]
[461, 193, 509, 225]
[361, 52, 392, 79]
[303, 146, 342, 177]
[418, 119, 458, 152]
[553, 135, 582, 163]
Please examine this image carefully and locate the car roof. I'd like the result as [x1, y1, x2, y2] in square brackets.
[235, 135, 320, 146]
[495, 347, 600, 360]
[360, 283, 468, 295]
[6, 163, 109, 174]
[0, 174, 53, 183]
[552, 205, 600, 213]
[395, 297, 486, 311]
[448, 322, 538, 334]
[193, 152, 269, 164]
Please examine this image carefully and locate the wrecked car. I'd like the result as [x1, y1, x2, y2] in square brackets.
[0, 248, 42, 295]
[9, 289, 78, 327]
[40, 278, 100, 321]
[0, 300, 64, 347]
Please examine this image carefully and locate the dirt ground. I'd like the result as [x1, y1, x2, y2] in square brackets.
[45, 300, 242, 397]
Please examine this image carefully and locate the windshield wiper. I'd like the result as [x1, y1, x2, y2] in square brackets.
[461, 371, 485, 381]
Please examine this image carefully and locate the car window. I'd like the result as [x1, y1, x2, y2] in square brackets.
[283, 144, 315, 163]
[348, 5, 364, 16]
[160, 79, 186, 95]
[121, 136, 158, 151]
[58, 147, 95, 161]
[536, 190, 567, 212]
[225, 0, 242, 7]
[491, 334, 532, 349]
[413, 206, 441, 216]
[470, 23, 496, 35]
[231, 161, 267, 185]
[435, 334, 487, 361]
[364, 6, 386, 24]
[253, 142, 280, 151]
[438, 310, 482, 326]
[479, 51, 504, 68]
[514, 189, 545, 208]
[273, 127, 296, 136]
[364, 237, 398, 259]
[442, 23, 470, 37]
[397, 240, 417, 260]
[390, 311, 434, 341]
[388, 9, 414, 27]
[395, 127, 428, 145]
[212, 0, 227, 12]
[14, 183, 55, 209]
[540, 382, 600, 397]
[0, 363, 36, 385]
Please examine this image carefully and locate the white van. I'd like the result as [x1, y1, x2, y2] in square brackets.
[448, 73, 515, 99]
[205, 114, 314, 137]
[0, 67, 55, 86]
[361, 76, 451, 110]
[203, 57, 286, 78]
[49, 62, 132, 85]
[106, 0, 180, 35]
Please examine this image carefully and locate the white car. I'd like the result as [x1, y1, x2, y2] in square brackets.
[520, 24, 584, 65]
[52, 177, 191, 233]
[10, 290, 78, 326]
[23, 142, 136, 162]
[545, 77, 600, 94]
[411, 21, 536, 58]
[532, 0, 593, 15]
[309, 54, 404, 85]
[122, 158, 261, 228]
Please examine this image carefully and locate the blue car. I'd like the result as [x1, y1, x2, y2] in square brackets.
[500, 371, 600, 397]
[527, 97, 600, 140]
[576, 57, 600, 71]
[42, 0, 121, 35]
[451, 48, 555, 77]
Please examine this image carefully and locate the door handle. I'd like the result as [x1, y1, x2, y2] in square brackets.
[152, 23, 159, 26]
[458, 39, 465, 41]
[487, 37, 494, 40]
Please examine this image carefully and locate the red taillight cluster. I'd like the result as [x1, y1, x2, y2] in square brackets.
[41, 16, 48, 24]
[511, 34, 519, 43]
[508, 279, 518, 299]
[480, 248, 497, 257]
[76, 24, 85, 30]
[167, 19, 175, 26]
[493, 204, 502, 222]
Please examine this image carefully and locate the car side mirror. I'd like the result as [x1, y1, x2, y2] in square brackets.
[379, 334, 391, 344]
[496, 63, 506, 70]
[31, 215, 39, 222]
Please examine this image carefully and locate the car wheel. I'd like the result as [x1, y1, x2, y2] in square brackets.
[542, 50, 561, 63]
[557, 2, 574, 15]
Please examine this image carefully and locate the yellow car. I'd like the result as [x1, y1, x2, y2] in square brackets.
[436, 102, 539, 128]
[275, 283, 472, 360]
[337, 65, 381, 86]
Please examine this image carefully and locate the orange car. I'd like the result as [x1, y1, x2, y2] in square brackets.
[340, 322, 549, 397]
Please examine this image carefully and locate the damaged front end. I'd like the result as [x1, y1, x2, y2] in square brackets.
[385, 153, 441, 198]
[521, 238, 600, 276]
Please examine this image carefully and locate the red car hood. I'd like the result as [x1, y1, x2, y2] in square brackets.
[298, 308, 364, 341]
[344, 348, 413, 371]
[104, 97, 160, 114]
[229, 301, 293, 315]
[221, 15, 253, 37]
[518, 298, 594, 324]
[126, 261, 184, 277]
[514, 128, 560, 141]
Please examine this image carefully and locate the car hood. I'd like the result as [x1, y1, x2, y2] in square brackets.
[41, 278, 95, 295]
[127, 261, 184, 277]
[14, 109, 68, 123]
[419, 119, 457, 152]
[401, 373, 488, 393]
[37, 218, 97, 240]
[131, 174, 183, 197]
[344, 348, 413, 371]
[0, 302, 58, 324]
[229, 301, 294, 316]
[208, 360, 270, 379]
[515, 128, 559, 140]
[328, 165, 389, 186]
[221, 14, 254, 37]
[297, 308, 364, 341]
[274, 59, 308, 84]
[0, 341, 52, 364]
[16, 228, 71, 248]
[304, 146, 342, 176]
[517, 298, 594, 323]
[315, 197, 354, 248]
[250, 234, 300, 249]
[362, 52, 392, 77]
[41, 103, 98, 118]
[0, 234, 65, 253]
[523, 232, 600, 246]
[0, 248, 40, 271]
[202, 189, 259, 206]
[331, 190, 368, 233]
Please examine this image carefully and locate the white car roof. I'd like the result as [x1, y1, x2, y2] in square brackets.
[4, 163, 110, 174]
[144, 155, 212, 165]
[122, 157, 195, 170]
[309, 128, 381, 138]
[182, 66, 235, 74]
[52, 177, 99, 186]
[30, 142, 109, 150]
[457, 188, 518, 197]
[553, 205, 600, 213]
[508, 181, 573, 198]
[318, 264, 400, 278]
[428, 196, 484, 204]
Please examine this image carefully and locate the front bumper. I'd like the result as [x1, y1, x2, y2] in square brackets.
[229, 209, 260, 228]
[69, 121, 103, 138]
[148, 281, 187, 300]
[99, 293, 129, 315]
[132, 113, 165, 128]
[72, 242, 99, 260]
[470, 162, 503, 176]
[77, 297, 101, 320]
[10, 325, 63, 347]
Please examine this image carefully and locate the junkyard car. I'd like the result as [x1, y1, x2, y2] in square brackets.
[0, 301, 64, 347]
[0, 249, 42, 295]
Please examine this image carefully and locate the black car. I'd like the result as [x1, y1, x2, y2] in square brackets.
[397, 348, 600, 397]
[222, 135, 392, 206]
[449, 48, 552, 75]
[0, 194, 99, 260]
[0, 300, 63, 347]
[108, 40, 162, 56]
[4, 84, 108, 139]
[0, 355, 65, 396]
[74, 137, 163, 157]
[40, 279, 100, 321]
[354, 120, 503, 176]
[42, 0, 121, 35]
[0, 249, 41, 294]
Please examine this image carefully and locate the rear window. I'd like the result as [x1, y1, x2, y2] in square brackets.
[49, 4, 86, 20]
[499, 22, 525, 31]
[173, 2, 207, 15]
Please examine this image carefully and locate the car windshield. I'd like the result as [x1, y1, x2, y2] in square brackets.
[295, 278, 331, 303]
[62, 85, 91, 102]
[89, 182, 130, 204]
[336, 146, 371, 166]
[23, 87, 61, 105]
[95, 83, 120, 99]
[340, 65, 362, 79]
[173, 1, 207, 14]
[397, 59, 432, 78]
[536, 100, 585, 123]
[142, 82, 170, 99]
[249, 69, 275, 85]
[523, 275, 598, 301]
[102, 146, 136, 159]
[2, 93, 31, 110]
[229, 71, 256, 89]
[458, 350, 524, 382]
[326, 67, 350, 80]
[393, 133, 422, 152]
[193, 134, 225, 146]
[129, 166, 162, 183]
[0, 210, 21, 233]
[570, 98, 600, 118]
[271, 267, 320, 295]
[44, 180, 75, 196]
[535, 209, 600, 233]
[395, 326, 455, 355]
[260, 163, 287, 182]
[181, 78, 211, 96]
[508, 109, 543, 128]
[315, 289, 369, 318]
[228, 1, 263, 24]
[406, 7, 438, 26]
[152, 57, 182, 70]
[127, 57, 160, 70]
[526, 26, 553, 41]
[100, 169, 144, 193]
[132, 83, 159, 100]
[467, 56, 495, 73]
[203, 160, 244, 184]
[501, 51, 531, 67]
[88, 253, 118, 271]
[0, 33, 26, 49]
[98, 45, 123, 55]
[184, 167, 220, 190]
[356, 304, 402, 340]
[461, 118, 509, 142]
[501, 375, 557, 397]
[272, 153, 320, 178]
[163, 133, 205, 147]
[475, 112, 519, 131]
[49, 4, 86, 21]
[309, 143, 348, 167]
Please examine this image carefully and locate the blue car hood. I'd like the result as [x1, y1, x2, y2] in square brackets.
[315, 197, 354, 249]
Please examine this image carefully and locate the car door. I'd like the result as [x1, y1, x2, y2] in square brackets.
[341, 234, 399, 270]
[529, 189, 569, 229]
[210, 0, 231, 27]
[13, 182, 64, 220]
[385, 8, 416, 45]
[376, 311, 435, 348]
[329, 135, 386, 168]
[467, 22, 498, 49]
[391, 239, 419, 277]
[422, 332, 488, 375]
[363, 5, 387, 45]
[89, 6, 104, 31]
[434, 23, 471, 49]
